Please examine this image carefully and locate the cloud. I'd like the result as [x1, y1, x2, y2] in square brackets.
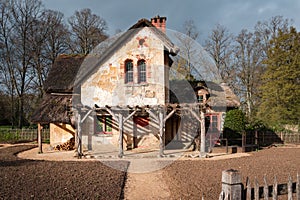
[41, 0, 300, 41]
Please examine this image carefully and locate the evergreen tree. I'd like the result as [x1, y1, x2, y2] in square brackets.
[258, 27, 300, 127]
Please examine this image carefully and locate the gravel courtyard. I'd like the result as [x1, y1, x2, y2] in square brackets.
[0, 144, 299, 199]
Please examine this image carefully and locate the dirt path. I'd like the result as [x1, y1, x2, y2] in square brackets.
[124, 159, 171, 199]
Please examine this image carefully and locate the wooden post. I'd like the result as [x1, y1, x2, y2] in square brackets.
[77, 112, 82, 158]
[37, 123, 43, 154]
[209, 133, 213, 153]
[288, 175, 293, 200]
[118, 113, 124, 158]
[254, 179, 259, 200]
[87, 116, 94, 151]
[296, 173, 300, 200]
[226, 139, 228, 154]
[159, 111, 164, 157]
[222, 169, 243, 200]
[246, 178, 251, 200]
[242, 131, 246, 153]
[200, 110, 206, 158]
[263, 176, 269, 200]
[255, 130, 258, 146]
[273, 176, 278, 200]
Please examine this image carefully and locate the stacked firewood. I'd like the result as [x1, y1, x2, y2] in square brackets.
[54, 137, 75, 151]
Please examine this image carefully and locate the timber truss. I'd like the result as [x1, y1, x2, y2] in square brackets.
[74, 103, 207, 158]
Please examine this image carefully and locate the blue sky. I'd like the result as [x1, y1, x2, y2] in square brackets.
[42, 0, 300, 43]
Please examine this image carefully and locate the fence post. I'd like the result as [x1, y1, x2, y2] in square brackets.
[242, 131, 246, 153]
[222, 169, 243, 200]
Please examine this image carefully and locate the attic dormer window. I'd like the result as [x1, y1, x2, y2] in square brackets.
[198, 95, 204, 103]
[125, 60, 133, 83]
[138, 60, 146, 83]
[197, 88, 209, 103]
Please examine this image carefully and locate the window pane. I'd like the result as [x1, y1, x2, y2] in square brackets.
[96, 119, 103, 132]
[198, 95, 203, 102]
[106, 117, 112, 132]
[138, 60, 146, 83]
[125, 61, 133, 83]
[212, 116, 218, 132]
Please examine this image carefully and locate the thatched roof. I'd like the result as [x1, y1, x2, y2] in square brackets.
[31, 94, 72, 124]
[44, 54, 85, 93]
[206, 82, 240, 108]
[31, 54, 85, 124]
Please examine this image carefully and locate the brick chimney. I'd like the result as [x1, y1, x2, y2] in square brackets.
[151, 15, 167, 33]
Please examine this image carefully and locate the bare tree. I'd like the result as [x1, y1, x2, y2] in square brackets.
[9, 0, 44, 127]
[31, 9, 70, 97]
[68, 8, 108, 54]
[182, 19, 199, 40]
[0, 0, 70, 127]
[255, 15, 292, 56]
[233, 29, 264, 119]
[171, 20, 201, 80]
[0, 0, 16, 127]
[204, 24, 234, 85]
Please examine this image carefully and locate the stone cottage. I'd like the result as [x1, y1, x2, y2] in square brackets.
[32, 16, 239, 157]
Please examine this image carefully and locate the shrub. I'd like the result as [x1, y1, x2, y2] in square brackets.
[223, 109, 245, 138]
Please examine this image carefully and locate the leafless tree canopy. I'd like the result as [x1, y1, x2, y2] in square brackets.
[204, 24, 234, 83]
[204, 16, 292, 121]
[0, 1, 108, 127]
[68, 8, 108, 55]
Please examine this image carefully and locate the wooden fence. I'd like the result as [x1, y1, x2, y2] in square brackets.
[0, 128, 50, 142]
[219, 169, 300, 200]
[245, 131, 300, 146]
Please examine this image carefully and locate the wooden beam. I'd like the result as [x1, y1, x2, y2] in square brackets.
[123, 110, 137, 123]
[81, 109, 93, 123]
[77, 112, 82, 158]
[164, 109, 176, 123]
[37, 123, 43, 154]
[189, 109, 201, 123]
[188, 108, 207, 157]
[104, 107, 118, 123]
[147, 109, 159, 123]
[200, 110, 206, 158]
[118, 113, 124, 158]
[159, 111, 164, 157]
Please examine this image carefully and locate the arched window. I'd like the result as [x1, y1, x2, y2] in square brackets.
[138, 60, 146, 83]
[125, 60, 133, 83]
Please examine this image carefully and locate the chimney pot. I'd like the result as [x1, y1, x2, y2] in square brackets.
[151, 15, 167, 33]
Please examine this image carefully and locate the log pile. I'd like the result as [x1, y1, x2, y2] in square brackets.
[54, 137, 75, 151]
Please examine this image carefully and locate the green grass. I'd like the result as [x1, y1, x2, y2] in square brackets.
[0, 131, 19, 142]
[0, 127, 50, 144]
